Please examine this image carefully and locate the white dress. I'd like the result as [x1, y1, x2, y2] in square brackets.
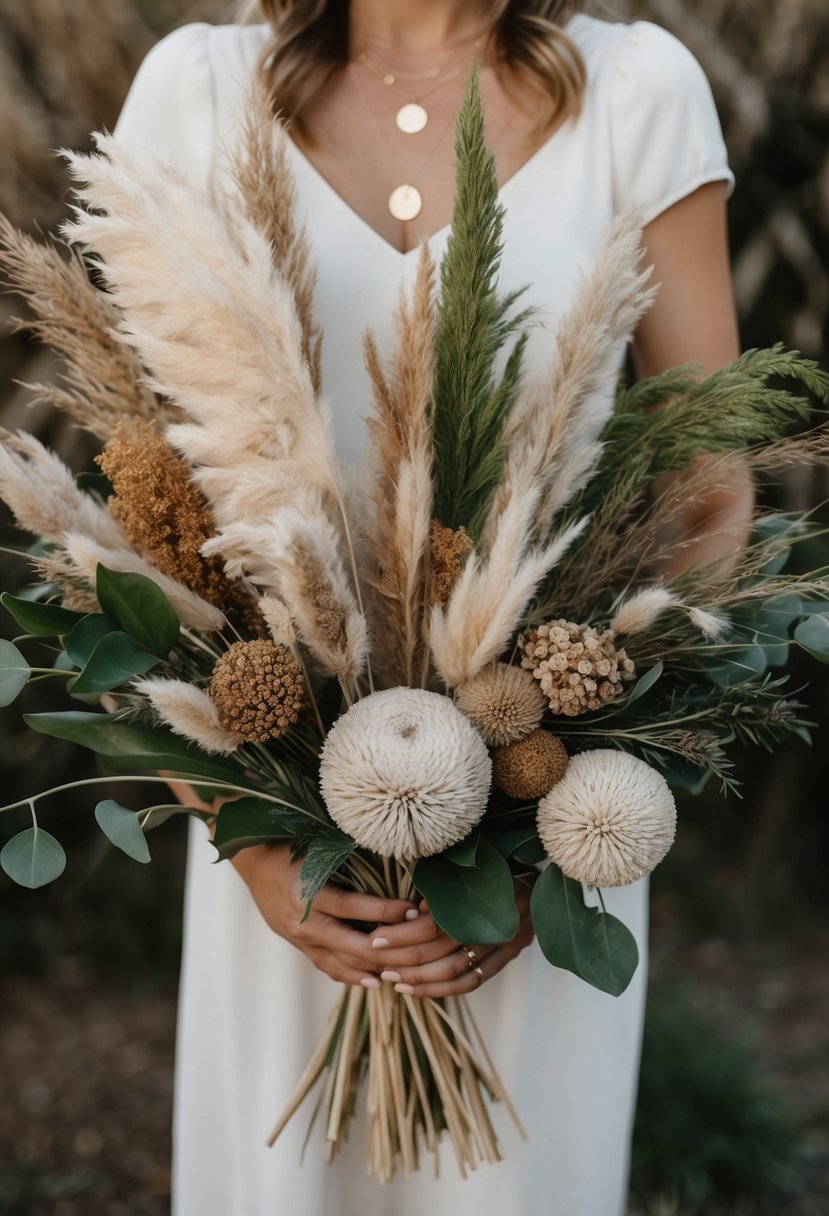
[112, 15, 734, 1215]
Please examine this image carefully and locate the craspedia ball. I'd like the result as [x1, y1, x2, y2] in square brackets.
[209, 639, 305, 742]
[455, 663, 546, 747]
[537, 749, 676, 887]
[319, 687, 492, 861]
[492, 729, 569, 800]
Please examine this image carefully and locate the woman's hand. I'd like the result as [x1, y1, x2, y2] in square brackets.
[231, 841, 423, 988]
[370, 872, 537, 998]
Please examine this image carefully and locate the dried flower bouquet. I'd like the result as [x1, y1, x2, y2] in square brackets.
[1, 72, 828, 1181]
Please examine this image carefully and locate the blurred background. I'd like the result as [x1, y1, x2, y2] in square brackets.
[0, 1, 826, 1213]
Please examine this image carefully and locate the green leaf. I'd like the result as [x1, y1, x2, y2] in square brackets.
[793, 615, 829, 663]
[513, 836, 546, 865]
[486, 823, 537, 860]
[0, 639, 31, 706]
[443, 830, 481, 866]
[139, 804, 211, 830]
[76, 470, 113, 499]
[94, 799, 151, 863]
[1, 592, 85, 637]
[65, 613, 120, 667]
[530, 863, 638, 996]
[96, 565, 179, 657]
[298, 834, 356, 918]
[1, 827, 66, 888]
[23, 711, 246, 784]
[212, 796, 325, 861]
[708, 645, 768, 687]
[70, 632, 159, 696]
[625, 660, 664, 705]
[414, 835, 519, 943]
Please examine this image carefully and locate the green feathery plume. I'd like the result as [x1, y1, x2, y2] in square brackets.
[429, 66, 532, 543]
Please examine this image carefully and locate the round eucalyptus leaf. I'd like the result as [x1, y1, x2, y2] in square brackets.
[0, 827, 66, 888]
[94, 799, 151, 863]
[0, 638, 31, 707]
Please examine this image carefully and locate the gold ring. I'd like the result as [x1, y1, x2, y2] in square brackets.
[474, 966, 484, 984]
[460, 945, 479, 969]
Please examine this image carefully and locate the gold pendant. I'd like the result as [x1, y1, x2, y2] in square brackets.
[388, 184, 422, 222]
[395, 102, 428, 135]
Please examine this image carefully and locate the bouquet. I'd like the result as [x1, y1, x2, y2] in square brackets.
[1, 72, 828, 1180]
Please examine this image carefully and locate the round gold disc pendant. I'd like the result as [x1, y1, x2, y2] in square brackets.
[395, 102, 428, 134]
[388, 184, 423, 221]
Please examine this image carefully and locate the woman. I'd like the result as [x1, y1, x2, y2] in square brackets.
[112, 2, 753, 1212]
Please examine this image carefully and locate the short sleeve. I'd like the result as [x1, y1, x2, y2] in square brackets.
[609, 20, 735, 225]
[112, 22, 215, 187]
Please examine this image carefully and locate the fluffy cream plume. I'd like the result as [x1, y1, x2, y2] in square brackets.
[203, 505, 368, 683]
[59, 134, 351, 558]
[62, 532, 226, 633]
[134, 677, 242, 755]
[229, 80, 322, 396]
[361, 244, 436, 685]
[0, 214, 165, 439]
[259, 596, 296, 648]
[483, 207, 658, 552]
[429, 498, 589, 689]
[610, 587, 678, 636]
[32, 549, 99, 614]
[0, 430, 124, 547]
[687, 606, 730, 639]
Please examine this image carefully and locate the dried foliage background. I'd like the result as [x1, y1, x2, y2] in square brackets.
[0, 1, 827, 1213]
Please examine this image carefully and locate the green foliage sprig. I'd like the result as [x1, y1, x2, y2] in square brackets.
[429, 67, 532, 542]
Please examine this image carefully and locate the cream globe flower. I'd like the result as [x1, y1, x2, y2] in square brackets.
[319, 687, 492, 860]
[537, 749, 676, 887]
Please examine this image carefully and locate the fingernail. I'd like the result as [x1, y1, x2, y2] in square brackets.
[371, 937, 390, 949]
[381, 970, 401, 982]
[361, 976, 382, 989]
[404, 908, 420, 920]
[394, 982, 415, 995]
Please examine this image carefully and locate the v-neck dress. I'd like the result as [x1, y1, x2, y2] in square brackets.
[112, 16, 734, 1215]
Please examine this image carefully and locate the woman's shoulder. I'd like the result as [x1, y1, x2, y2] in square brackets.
[569, 13, 716, 95]
[124, 20, 269, 90]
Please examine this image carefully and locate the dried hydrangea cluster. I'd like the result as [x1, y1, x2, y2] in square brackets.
[319, 688, 491, 860]
[209, 639, 305, 742]
[537, 749, 676, 887]
[454, 662, 546, 747]
[97, 419, 254, 617]
[428, 519, 472, 606]
[519, 619, 635, 716]
[492, 728, 569, 800]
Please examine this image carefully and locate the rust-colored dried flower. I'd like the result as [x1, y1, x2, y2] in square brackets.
[518, 619, 635, 717]
[97, 420, 255, 623]
[209, 639, 305, 742]
[492, 729, 569, 800]
[429, 519, 472, 606]
[455, 662, 546, 747]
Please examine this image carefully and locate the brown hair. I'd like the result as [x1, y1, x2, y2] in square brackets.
[239, 2, 589, 142]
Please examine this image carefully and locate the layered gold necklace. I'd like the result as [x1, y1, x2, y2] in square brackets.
[351, 23, 486, 221]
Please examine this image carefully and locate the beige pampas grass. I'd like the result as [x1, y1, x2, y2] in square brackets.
[429, 500, 589, 689]
[62, 532, 225, 633]
[135, 678, 242, 756]
[0, 215, 165, 440]
[483, 207, 657, 552]
[361, 244, 436, 685]
[229, 80, 322, 395]
[537, 749, 676, 887]
[0, 430, 124, 547]
[204, 505, 368, 685]
[319, 688, 491, 860]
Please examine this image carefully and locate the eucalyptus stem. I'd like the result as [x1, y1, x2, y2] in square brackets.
[0, 774, 279, 817]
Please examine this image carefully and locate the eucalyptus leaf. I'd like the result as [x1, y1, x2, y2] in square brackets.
[70, 632, 159, 696]
[0, 827, 66, 888]
[212, 796, 327, 861]
[625, 661, 664, 706]
[1, 592, 85, 637]
[0, 639, 31, 707]
[96, 565, 179, 657]
[65, 613, 120, 667]
[486, 824, 538, 860]
[708, 645, 768, 687]
[530, 864, 638, 996]
[139, 804, 211, 830]
[794, 614, 829, 663]
[24, 711, 246, 784]
[94, 799, 151, 863]
[443, 830, 481, 866]
[414, 835, 519, 943]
